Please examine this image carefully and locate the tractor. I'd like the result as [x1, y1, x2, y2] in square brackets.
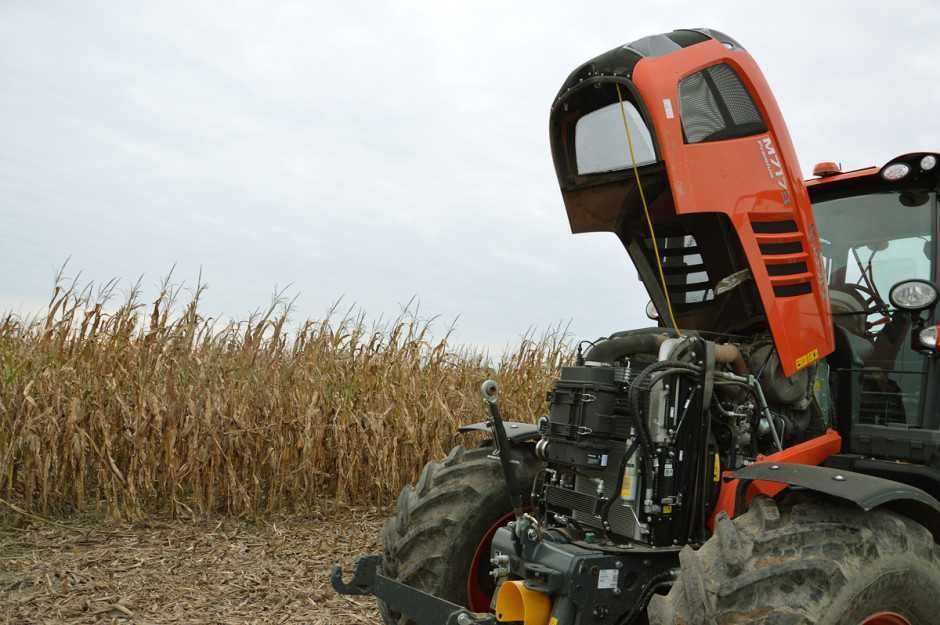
[333, 28, 940, 625]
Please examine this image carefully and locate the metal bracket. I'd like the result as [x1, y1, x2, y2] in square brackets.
[330, 555, 381, 595]
[332, 555, 497, 625]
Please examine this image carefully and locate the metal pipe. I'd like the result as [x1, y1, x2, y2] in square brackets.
[480, 380, 525, 520]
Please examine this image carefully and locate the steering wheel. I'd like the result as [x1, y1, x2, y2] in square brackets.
[833, 283, 890, 334]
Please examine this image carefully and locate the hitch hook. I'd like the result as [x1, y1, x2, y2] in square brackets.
[330, 555, 382, 596]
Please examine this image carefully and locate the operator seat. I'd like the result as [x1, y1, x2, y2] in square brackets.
[828, 286, 910, 368]
[829, 288, 874, 363]
[829, 287, 912, 426]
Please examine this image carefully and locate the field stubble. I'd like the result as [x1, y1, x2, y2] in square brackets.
[0, 501, 384, 624]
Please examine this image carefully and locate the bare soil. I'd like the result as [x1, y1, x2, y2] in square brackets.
[0, 503, 386, 624]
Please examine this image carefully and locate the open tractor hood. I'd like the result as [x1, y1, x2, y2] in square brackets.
[549, 28, 834, 376]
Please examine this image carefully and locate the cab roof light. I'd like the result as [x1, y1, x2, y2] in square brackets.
[813, 161, 842, 177]
[882, 162, 911, 181]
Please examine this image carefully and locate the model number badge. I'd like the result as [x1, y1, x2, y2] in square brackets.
[758, 137, 792, 206]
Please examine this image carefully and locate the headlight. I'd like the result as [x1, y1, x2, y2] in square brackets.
[922, 154, 937, 171]
[882, 162, 911, 181]
[889, 279, 939, 311]
[919, 325, 938, 350]
[645, 300, 659, 320]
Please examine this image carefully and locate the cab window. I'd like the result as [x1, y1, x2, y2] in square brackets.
[575, 100, 656, 174]
[813, 190, 936, 427]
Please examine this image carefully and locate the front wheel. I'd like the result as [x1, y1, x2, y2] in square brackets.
[648, 494, 940, 625]
[379, 443, 541, 624]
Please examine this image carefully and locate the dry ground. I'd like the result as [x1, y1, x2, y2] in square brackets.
[0, 502, 386, 625]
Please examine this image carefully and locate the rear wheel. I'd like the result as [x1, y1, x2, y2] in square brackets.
[647, 494, 940, 625]
[379, 443, 540, 624]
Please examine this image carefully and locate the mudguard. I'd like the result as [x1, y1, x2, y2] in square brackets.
[733, 462, 940, 540]
[458, 420, 540, 443]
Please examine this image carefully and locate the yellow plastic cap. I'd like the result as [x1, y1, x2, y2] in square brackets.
[494, 580, 552, 625]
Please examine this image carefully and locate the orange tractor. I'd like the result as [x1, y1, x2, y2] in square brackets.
[334, 28, 940, 624]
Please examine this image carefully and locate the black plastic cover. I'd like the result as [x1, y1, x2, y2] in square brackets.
[733, 462, 940, 513]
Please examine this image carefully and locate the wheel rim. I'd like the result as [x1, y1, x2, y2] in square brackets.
[466, 511, 516, 612]
[858, 612, 912, 625]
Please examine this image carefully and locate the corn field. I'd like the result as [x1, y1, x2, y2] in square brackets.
[0, 275, 570, 519]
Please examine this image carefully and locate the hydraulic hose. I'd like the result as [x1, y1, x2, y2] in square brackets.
[582, 333, 667, 364]
[628, 359, 701, 479]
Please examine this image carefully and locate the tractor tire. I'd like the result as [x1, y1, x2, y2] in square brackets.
[379, 443, 541, 625]
[647, 494, 940, 625]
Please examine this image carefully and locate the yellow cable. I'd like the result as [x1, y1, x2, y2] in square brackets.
[615, 84, 681, 334]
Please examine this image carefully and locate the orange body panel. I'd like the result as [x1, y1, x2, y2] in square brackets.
[632, 41, 835, 376]
[709, 429, 843, 528]
[805, 166, 880, 187]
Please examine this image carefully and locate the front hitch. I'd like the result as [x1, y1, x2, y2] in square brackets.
[330, 555, 383, 595]
[331, 556, 497, 625]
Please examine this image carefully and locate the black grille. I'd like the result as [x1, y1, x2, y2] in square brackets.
[767, 261, 808, 276]
[679, 63, 767, 144]
[546, 485, 597, 515]
[708, 64, 762, 127]
[752, 219, 798, 234]
[772, 282, 812, 297]
[759, 240, 804, 255]
[678, 71, 725, 143]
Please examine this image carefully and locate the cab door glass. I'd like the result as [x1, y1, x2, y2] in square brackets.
[844, 237, 931, 298]
[813, 191, 936, 427]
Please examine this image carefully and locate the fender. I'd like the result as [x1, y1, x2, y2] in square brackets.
[458, 420, 540, 444]
[732, 461, 940, 541]
[711, 429, 843, 530]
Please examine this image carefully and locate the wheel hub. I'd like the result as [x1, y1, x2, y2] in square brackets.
[467, 511, 516, 612]
[858, 612, 912, 625]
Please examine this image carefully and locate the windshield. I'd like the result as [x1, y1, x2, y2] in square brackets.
[815, 192, 933, 298]
[813, 191, 936, 428]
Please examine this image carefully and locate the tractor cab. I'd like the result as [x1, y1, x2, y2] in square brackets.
[550, 28, 833, 377]
[808, 154, 940, 469]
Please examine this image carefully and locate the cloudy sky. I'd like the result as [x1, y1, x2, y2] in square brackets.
[3, 1, 939, 349]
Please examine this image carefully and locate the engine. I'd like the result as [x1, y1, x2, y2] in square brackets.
[531, 330, 826, 548]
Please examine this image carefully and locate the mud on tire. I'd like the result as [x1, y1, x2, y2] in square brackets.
[647, 494, 940, 625]
[379, 444, 540, 625]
